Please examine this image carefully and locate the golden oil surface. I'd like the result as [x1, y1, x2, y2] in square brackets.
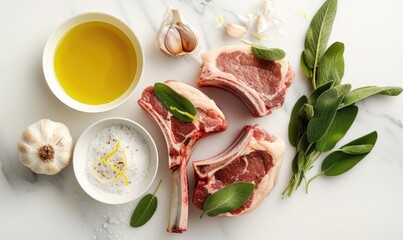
[54, 21, 136, 105]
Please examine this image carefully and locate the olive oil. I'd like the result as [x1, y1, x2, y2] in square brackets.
[54, 21, 136, 105]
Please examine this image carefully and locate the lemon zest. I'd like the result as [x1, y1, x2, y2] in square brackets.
[217, 15, 225, 24]
[251, 32, 264, 41]
[169, 106, 205, 123]
[91, 140, 129, 185]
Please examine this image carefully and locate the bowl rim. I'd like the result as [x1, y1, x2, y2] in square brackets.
[73, 117, 158, 204]
[43, 12, 144, 113]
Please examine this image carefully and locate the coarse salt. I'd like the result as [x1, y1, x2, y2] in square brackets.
[86, 125, 150, 195]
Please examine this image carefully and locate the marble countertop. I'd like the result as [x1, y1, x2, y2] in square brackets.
[1, 0, 403, 239]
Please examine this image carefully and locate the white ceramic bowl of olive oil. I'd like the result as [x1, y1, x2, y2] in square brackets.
[43, 12, 144, 112]
[73, 117, 159, 204]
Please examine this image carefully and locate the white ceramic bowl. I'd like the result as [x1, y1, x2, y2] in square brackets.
[43, 12, 144, 113]
[73, 117, 158, 204]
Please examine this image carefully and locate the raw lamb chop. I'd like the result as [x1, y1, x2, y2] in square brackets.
[193, 124, 284, 216]
[138, 80, 227, 232]
[198, 45, 295, 117]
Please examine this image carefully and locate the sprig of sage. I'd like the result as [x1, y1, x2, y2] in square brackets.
[130, 180, 162, 228]
[154, 82, 201, 123]
[201, 182, 254, 217]
[302, 0, 337, 89]
[283, 0, 402, 198]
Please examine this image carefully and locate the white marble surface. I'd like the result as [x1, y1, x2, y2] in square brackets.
[1, 0, 403, 239]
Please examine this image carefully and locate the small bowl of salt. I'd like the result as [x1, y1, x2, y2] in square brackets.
[73, 117, 158, 204]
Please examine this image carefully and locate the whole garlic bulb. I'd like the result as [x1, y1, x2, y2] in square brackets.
[17, 119, 73, 175]
[156, 7, 199, 57]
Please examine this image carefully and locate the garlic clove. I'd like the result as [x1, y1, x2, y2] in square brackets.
[235, 13, 252, 27]
[157, 26, 171, 56]
[175, 23, 198, 52]
[225, 23, 248, 38]
[156, 7, 199, 57]
[256, 14, 269, 33]
[165, 26, 184, 56]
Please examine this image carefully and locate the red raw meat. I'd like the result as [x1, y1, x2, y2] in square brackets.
[193, 124, 284, 216]
[138, 80, 227, 232]
[199, 45, 295, 117]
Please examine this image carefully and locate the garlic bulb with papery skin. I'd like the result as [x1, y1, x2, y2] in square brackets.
[157, 7, 199, 57]
[17, 119, 73, 175]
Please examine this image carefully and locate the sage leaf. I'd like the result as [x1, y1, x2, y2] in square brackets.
[300, 103, 314, 119]
[291, 152, 299, 174]
[339, 144, 374, 154]
[300, 52, 313, 79]
[302, 0, 338, 69]
[202, 182, 254, 217]
[295, 151, 306, 188]
[316, 42, 345, 87]
[251, 45, 286, 61]
[341, 86, 403, 108]
[289, 95, 308, 146]
[321, 131, 377, 176]
[316, 105, 358, 152]
[333, 83, 351, 97]
[308, 81, 333, 106]
[292, 151, 306, 174]
[297, 132, 310, 153]
[130, 180, 162, 228]
[154, 82, 197, 122]
[297, 151, 306, 173]
[307, 87, 345, 143]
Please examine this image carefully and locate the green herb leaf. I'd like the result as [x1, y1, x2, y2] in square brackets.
[297, 132, 310, 153]
[302, 0, 338, 89]
[289, 96, 308, 146]
[316, 105, 358, 152]
[297, 151, 306, 173]
[202, 182, 254, 217]
[321, 132, 377, 176]
[292, 151, 307, 174]
[316, 41, 345, 87]
[333, 83, 351, 97]
[307, 87, 345, 143]
[340, 86, 403, 108]
[300, 52, 313, 79]
[130, 180, 162, 228]
[154, 83, 197, 122]
[339, 144, 374, 154]
[303, 0, 338, 68]
[300, 103, 314, 119]
[308, 81, 333, 106]
[294, 151, 307, 188]
[291, 152, 299, 174]
[251, 45, 286, 61]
